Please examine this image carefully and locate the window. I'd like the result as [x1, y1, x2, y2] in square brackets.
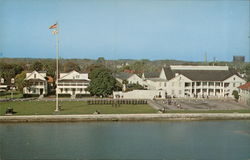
[164, 82, 166, 87]
[179, 90, 182, 95]
[233, 83, 235, 87]
[185, 83, 190, 87]
[202, 82, 207, 86]
[172, 90, 175, 95]
[34, 74, 36, 79]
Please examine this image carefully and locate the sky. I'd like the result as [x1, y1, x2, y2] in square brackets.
[0, 0, 249, 62]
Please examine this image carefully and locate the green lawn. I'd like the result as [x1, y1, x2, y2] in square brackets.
[0, 101, 156, 115]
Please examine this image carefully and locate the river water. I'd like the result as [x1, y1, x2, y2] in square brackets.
[0, 120, 250, 160]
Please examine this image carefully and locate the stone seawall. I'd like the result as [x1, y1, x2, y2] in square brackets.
[1, 113, 250, 122]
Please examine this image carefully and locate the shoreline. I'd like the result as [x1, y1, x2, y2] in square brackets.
[1, 113, 250, 122]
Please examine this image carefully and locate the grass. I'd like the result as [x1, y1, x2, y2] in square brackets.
[1, 101, 250, 116]
[0, 101, 156, 115]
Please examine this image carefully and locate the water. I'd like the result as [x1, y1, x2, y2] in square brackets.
[1, 120, 250, 160]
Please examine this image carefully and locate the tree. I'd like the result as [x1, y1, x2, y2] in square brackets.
[96, 57, 105, 65]
[15, 71, 27, 92]
[63, 61, 80, 72]
[87, 67, 116, 97]
[245, 63, 250, 81]
[13, 64, 24, 75]
[32, 61, 43, 71]
[126, 83, 145, 91]
[232, 90, 239, 101]
[43, 62, 56, 78]
[0, 63, 16, 84]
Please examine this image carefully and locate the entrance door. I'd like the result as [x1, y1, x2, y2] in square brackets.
[40, 89, 43, 95]
[72, 88, 76, 95]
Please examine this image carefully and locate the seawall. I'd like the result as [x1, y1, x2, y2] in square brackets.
[1, 113, 250, 122]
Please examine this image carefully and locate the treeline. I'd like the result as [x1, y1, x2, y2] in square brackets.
[1, 57, 250, 85]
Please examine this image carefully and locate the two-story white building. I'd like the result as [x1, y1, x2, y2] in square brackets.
[143, 65, 246, 98]
[57, 70, 90, 97]
[23, 71, 48, 95]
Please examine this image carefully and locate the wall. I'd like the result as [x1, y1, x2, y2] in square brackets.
[113, 90, 166, 99]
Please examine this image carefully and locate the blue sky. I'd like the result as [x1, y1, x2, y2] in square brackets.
[0, 0, 249, 61]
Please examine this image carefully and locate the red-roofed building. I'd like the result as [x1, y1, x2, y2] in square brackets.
[46, 76, 54, 87]
[238, 82, 250, 106]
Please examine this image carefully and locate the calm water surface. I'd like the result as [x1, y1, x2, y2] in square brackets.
[0, 120, 250, 160]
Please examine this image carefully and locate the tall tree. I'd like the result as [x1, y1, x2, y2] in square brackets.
[15, 71, 27, 92]
[87, 67, 116, 97]
[32, 61, 43, 71]
[63, 61, 80, 72]
[245, 63, 250, 81]
[43, 62, 56, 77]
[0, 63, 16, 84]
[96, 57, 105, 66]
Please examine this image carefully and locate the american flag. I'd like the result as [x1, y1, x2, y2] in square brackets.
[49, 23, 57, 29]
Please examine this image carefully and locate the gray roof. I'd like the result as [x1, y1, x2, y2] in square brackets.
[115, 72, 133, 80]
[147, 78, 166, 82]
[164, 67, 239, 81]
[143, 72, 160, 78]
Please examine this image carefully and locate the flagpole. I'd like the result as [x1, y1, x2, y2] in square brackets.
[55, 23, 59, 112]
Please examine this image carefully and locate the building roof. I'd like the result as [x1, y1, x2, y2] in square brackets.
[46, 76, 54, 83]
[238, 82, 250, 90]
[163, 66, 240, 81]
[143, 72, 160, 78]
[147, 78, 166, 82]
[59, 70, 89, 80]
[25, 70, 46, 81]
[58, 79, 90, 82]
[27, 71, 47, 73]
[115, 72, 133, 80]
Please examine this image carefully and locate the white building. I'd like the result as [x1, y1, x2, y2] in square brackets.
[238, 82, 250, 105]
[57, 70, 90, 97]
[23, 71, 48, 95]
[115, 72, 143, 85]
[0, 78, 8, 91]
[114, 90, 166, 100]
[143, 65, 246, 98]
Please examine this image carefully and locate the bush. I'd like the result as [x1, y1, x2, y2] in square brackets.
[58, 94, 71, 98]
[76, 94, 91, 98]
[232, 90, 239, 101]
[23, 94, 39, 98]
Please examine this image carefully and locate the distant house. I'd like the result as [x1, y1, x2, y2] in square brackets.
[0, 77, 15, 91]
[0, 78, 8, 91]
[115, 72, 143, 85]
[238, 82, 250, 105]
[57, 70, 90, 98]
[23, 71, 48, 95]
[141, 72, 164, 90]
